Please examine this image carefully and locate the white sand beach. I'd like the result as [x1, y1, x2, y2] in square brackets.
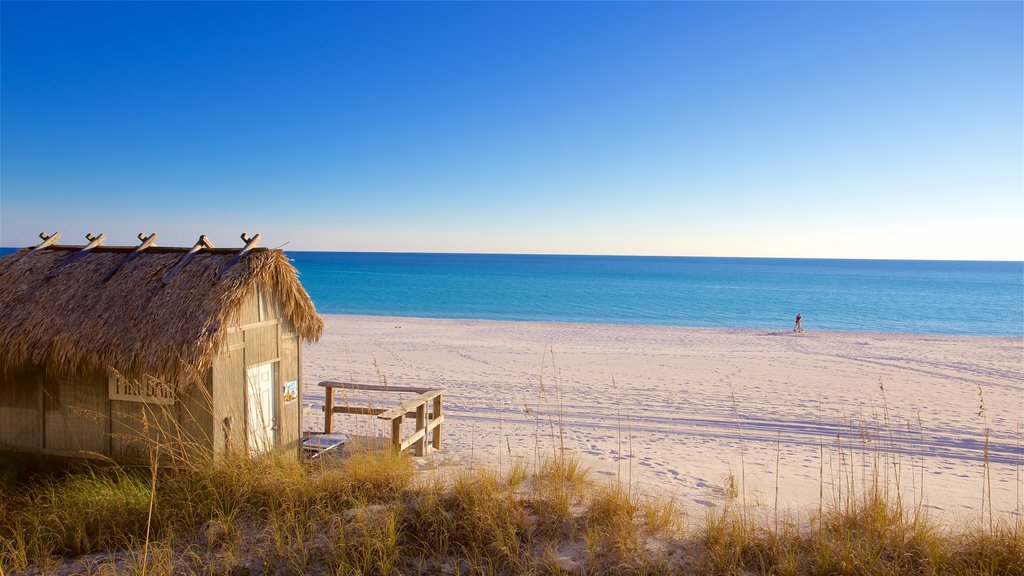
[303, 314, 1024, 519]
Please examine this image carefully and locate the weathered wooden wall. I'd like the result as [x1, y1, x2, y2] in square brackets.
[208, 285, 302, 459]
[174, 378, 215, 460]
[109, 399, 177, 461]
[279, 330, 301, 450]
[210, 332, 245, 457]
[1, 367, 213, 462]
[0, 368, 43, 450]
[2, 282, 306, 463]
[43, 372, 109, 454]
[274, 289, 301, 451]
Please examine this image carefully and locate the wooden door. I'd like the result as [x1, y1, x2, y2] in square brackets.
[246, 362, 276, 455]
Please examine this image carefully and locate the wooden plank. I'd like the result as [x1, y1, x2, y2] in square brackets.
[227, 319, 281, 334]
[47, 233, 106, 278]
[318, 381, 433, 394]
[296, 331, 304, 458]
[324, 386, 334, 434]
[0, 368, 43, 450]
[103, 233, 157, 281]
[109, 400, 176, 461]
[281, 322, 296, 338]
[236, 290, 261, 326]
[426, 414, 445, 431]
[270, 289, 287, 321]
[278, 329, 299, 451]
[432, 395, 443, 450]
[240, 340, 248, 455]
[162, 235, 213, 284]
[210, 346, 245, 457]
[39, 372, 45, 449]
[243, 325, 279, 366]
[258, 288, 272, 322]
[30, 232, 61, 253]
[224, 330, 244, 349]
[214, 233, 261, 281]
[377, 390, 445, 420]
[176, 377, 214, 457]
[329, 406, 386, 416]
[391, 416, 403, 451]
[400, 428, 426, 453]
[43, 373, 109, 455]
[414, 404, 426, 456]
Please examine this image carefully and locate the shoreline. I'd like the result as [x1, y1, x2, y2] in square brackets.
[303, 314, 1024, 516]
[311, 312, 1024, 341]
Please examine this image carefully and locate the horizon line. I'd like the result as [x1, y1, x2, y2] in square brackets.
[1, 245, 1020, 264]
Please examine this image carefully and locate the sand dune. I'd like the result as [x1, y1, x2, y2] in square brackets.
[303, 314, 1023, 518]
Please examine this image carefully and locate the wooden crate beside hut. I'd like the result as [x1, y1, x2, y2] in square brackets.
[0, 233, 323, 464]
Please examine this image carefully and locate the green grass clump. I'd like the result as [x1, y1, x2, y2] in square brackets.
[315, 447, 414, 505]
[950, 521, 1024, 576]
[584, 482, 641, 567]
[408, 466, 528, 573]
[6, 468, 151, 558]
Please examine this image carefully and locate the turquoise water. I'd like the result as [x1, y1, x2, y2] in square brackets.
[2, 248, 1020, 336]
[288, 252, 1023, 337]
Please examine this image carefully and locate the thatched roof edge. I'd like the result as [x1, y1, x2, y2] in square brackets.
[0, 247, 323, 387]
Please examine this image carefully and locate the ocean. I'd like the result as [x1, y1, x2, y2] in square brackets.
[288, 252, 1023, 337]
[2, 248, 1021, 336]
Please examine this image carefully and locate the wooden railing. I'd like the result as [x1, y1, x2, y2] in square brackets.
[318, 381, 445, 456]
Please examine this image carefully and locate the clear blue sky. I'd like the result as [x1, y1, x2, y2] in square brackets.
[2, 1, 1021, 259]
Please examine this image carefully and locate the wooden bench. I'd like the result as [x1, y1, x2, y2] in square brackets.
[318, 381, 445, 456]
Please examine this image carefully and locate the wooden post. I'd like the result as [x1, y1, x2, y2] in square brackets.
[30, 232, 61, 253]
[391, 415, 403, 451]
[47, 233, 106, 277]
[432, 394, 443, 450]
[104, 233, 157, 281]
[414, 403, 426, 456]
[323, 386, 334, 434]
[215, 232, 262, 281]
[163, 235, 213, 284]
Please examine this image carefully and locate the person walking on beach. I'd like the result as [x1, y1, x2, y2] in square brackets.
[793, 313, 804, 333]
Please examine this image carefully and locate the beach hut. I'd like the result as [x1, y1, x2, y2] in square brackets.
[0, 232, 324, 463]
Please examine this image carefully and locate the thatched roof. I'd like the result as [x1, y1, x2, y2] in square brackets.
[0, 244, 323, 385]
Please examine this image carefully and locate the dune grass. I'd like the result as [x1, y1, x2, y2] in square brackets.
[0, 445, 1020, 576]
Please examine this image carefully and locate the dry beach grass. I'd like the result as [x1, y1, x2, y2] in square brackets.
[0, 440, 1021, 575]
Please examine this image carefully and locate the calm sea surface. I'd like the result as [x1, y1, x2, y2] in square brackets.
[289, 252, 1022, 337]
[2, 248, 1020, 336]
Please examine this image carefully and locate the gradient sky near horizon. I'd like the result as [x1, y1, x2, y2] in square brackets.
[2, 2, 1021, 260]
